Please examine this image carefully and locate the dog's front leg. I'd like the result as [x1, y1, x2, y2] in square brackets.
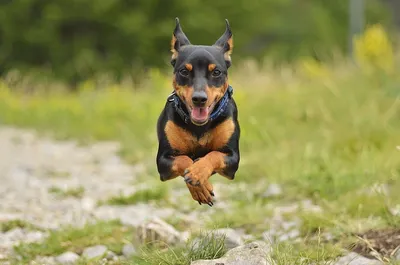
[157, 153, 214, 206]
[184, 150, 238, 186]
[157, 154, 193, 182]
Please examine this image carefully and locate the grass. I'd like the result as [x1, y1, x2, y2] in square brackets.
[48, 186, 85, 198]
[135, 230, 227, 265]
[0, 220, 40, 233]
[271, 238, 342, 265]
[104, 185, 169, 205]
[13, 220, 133, 263]
[10, 221, 226, 265]
[1, 41, 400, 262]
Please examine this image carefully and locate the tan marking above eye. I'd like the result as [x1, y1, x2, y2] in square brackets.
[208, 64, 216, 72]
[185, 63, 193, 71]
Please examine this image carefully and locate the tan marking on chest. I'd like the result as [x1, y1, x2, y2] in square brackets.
[203, 118, 235, 150]
[165, 118, 235, 154]
[165, 121, 196, 153]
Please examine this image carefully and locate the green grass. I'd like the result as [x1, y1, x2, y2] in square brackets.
[271, 239, 342, 265]
[135, 230, 227, 265]
[0, 220, 40, 233]
[1, 56, 400, 263]
[13, 220, 133, 263]
[48, 186, 85, 198]
[104, 185, 169, 205]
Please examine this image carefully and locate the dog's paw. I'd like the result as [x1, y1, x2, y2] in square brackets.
[183, 159, 213, 186]
[186, 180, 214, 207]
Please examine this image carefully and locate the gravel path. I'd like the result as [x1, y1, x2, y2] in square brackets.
[0, 127, 177, 229]
[0, 126, 183, 262]
[1, 126, 390, 265]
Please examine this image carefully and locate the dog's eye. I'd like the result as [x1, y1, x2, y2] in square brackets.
[179, 69, 189, 77]
[212, 69, 222, 77]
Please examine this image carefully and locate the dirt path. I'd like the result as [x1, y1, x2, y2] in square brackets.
[0, 126, 191, 261]
[0, 126, 181, 228]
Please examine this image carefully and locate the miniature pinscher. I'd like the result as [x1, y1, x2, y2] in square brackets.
[156, 18, 240, 207]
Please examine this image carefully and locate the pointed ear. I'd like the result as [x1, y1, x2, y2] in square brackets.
[214, 19, 233, 67]
[171, 17, 191, 66]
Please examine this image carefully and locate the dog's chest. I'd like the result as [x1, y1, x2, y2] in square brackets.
[164, 118, 235, 154]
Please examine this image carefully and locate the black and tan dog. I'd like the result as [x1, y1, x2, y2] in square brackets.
[156, 18, 240, 207]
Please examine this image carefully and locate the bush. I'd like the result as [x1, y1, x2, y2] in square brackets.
[354, 24, 395, 74]
[0, 0, 391, 84]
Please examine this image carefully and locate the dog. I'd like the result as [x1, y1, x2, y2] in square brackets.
[156, 18, 240, 207]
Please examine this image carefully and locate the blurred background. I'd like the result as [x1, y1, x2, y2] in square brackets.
[0, 0, 397, 85]
[0, 1, 400, 264]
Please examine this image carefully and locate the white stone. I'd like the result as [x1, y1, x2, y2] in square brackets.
[214, 228, 245, 249]
[82, 245, 108, 259]
[122, 243, 136, 258]
[55, 252, 79, 265]
[136, 217, 183, 245]
[395, 248, 400, 261]
[333, 252, 383, 265]
[262, 183, 283, 198]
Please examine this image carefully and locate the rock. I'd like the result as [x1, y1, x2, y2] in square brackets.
[262, 183, 282, 198]
[4, 228, 25, 241]
[55, 252, 80, 265]
[0, 252, 8, 260]
[30, 256, 57, 265]
[281, 220, 300, 231]
[300, 199, 323, 213]
[277, 229, 300, 242]
[214, 228, 244, 249]
[395, 248, 400, 261]
[24, 231, 47, 243]
[0, 229, 46, 248]
[106, 251, 117, 260]
[81, 197, 95, 212]
[191, 241, 273, 265]
[333, 252, 383, 265]
[190, 229, 244, 252]
[262, 217, 301, 244]
[122, 243, 136, 258]
[82, 245, 108, 259]
[136, 217, 182, 246]
[273, 204, 299, 215]
[390, 205, 400, 216]
[93, 205, 174, 227]
[181, 231, 191, 242]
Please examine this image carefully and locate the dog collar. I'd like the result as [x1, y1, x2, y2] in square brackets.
[168, 85, 234, 124]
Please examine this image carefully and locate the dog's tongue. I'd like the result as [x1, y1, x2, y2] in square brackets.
[191, 107, 209, 122]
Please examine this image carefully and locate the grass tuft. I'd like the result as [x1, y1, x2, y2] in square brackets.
[136, 230, 227, 265]
[0, 219, 40, 233]
[48, 186, 85, 198]
[104, 186, 169, 205]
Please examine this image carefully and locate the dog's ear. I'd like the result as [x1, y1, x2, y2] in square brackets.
[214, 19, 233, 68]
[171, 18, 191, 66]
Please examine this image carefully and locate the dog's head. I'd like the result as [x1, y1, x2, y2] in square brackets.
[170, 18, 233, 126]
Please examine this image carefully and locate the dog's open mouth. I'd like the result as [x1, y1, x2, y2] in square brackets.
[190, 102, 216, 125]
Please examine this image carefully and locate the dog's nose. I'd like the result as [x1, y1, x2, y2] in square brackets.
[192, 91, 207, 106]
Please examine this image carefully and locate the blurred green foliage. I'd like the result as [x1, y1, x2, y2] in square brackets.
[0, 0, 391, 83]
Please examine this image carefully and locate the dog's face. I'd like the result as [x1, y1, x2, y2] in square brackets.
[170, 18, 233, 126]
